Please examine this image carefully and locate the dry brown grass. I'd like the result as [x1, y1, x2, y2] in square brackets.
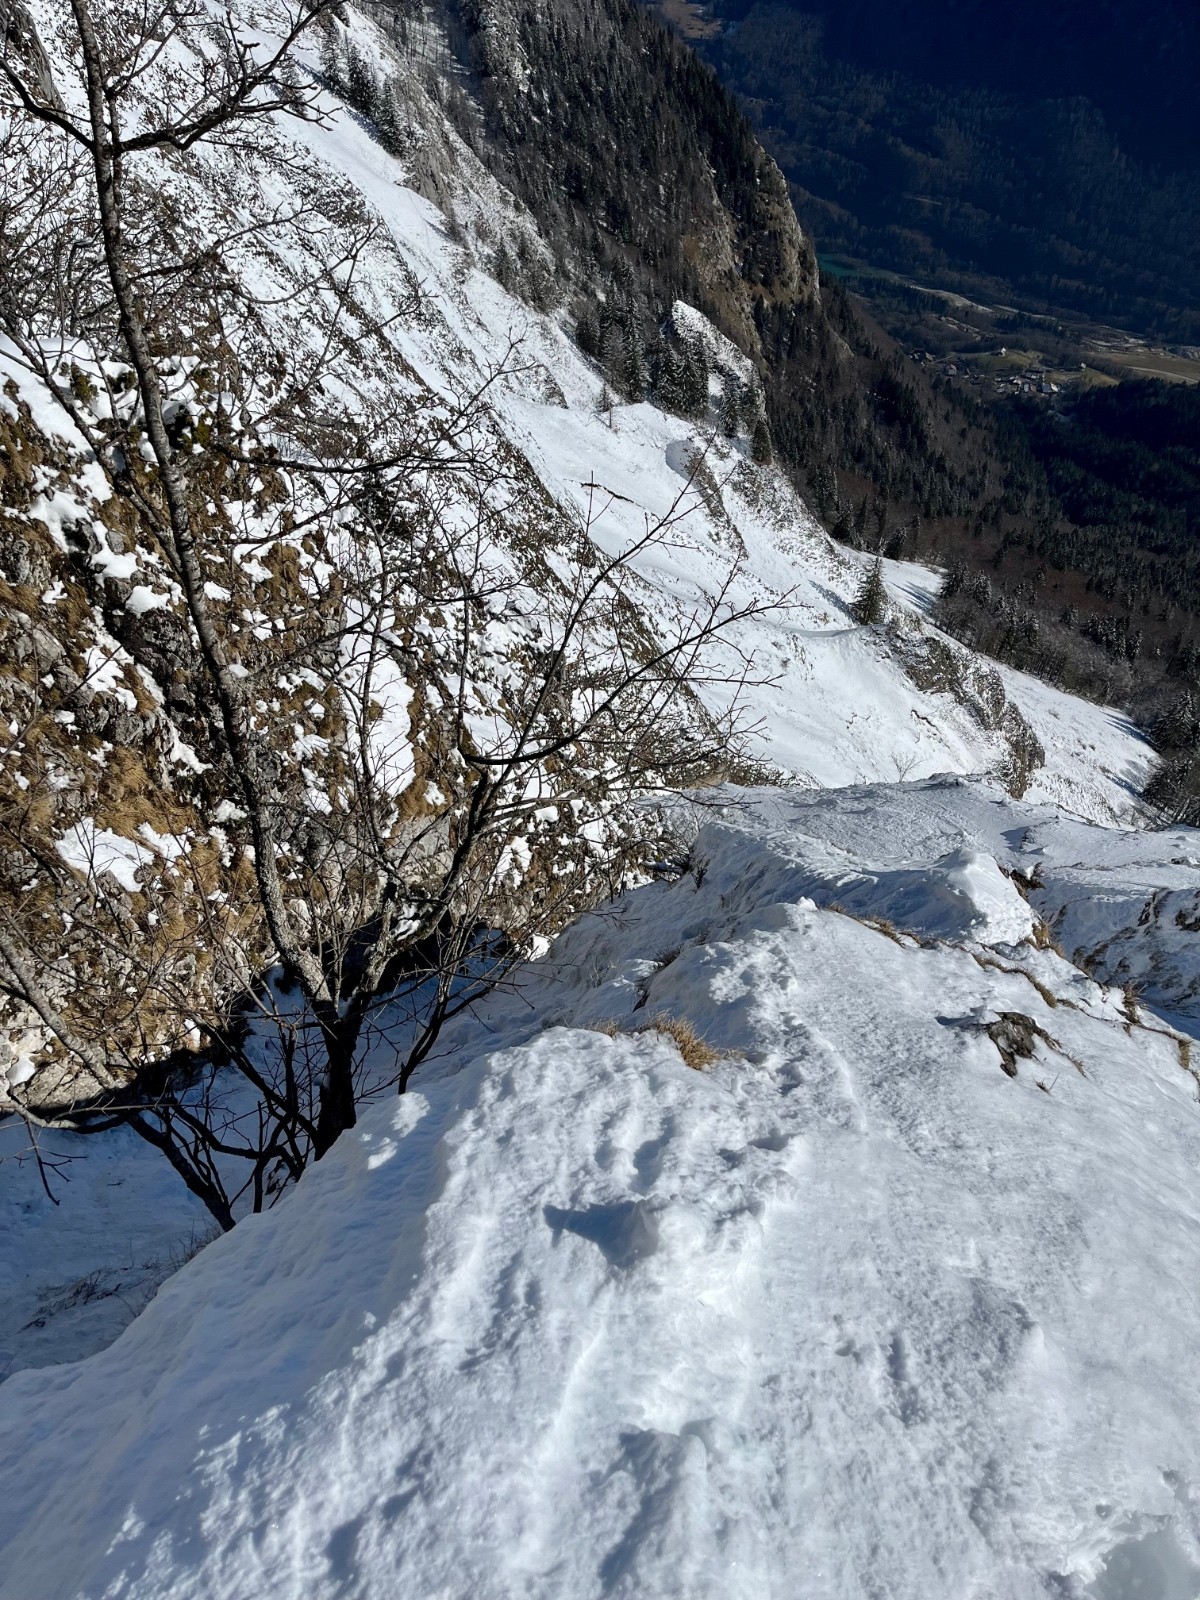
[971, 951, 1061, 1011]
[826, 902, 908, 946]
[1030, 917, 1067, 956]
[588, 1014, 724, 1070]
[638, 1014, 724, 1070]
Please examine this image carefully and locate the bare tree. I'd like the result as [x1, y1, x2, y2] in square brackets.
[0, 0, 777, 1227]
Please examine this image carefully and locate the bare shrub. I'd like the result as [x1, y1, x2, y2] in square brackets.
[0, 0, 776, 1226]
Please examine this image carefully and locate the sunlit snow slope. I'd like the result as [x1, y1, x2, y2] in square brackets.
[317, 96, 1153, 819]
[3, 779, 1200, 1599]
[3, 4, 1200, 1597]
[0, 0, 1154, 831]
[149, 1, 1155, 820]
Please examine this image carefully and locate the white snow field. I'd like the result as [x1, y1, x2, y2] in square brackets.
[4, 2, 1200, 1595]
[3, 779, 1200, 1599]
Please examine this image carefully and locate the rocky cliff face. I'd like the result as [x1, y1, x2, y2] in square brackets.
[410, 0, 821, 351]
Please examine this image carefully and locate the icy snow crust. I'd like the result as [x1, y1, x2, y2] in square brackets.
[3, 779, 1200, 1598]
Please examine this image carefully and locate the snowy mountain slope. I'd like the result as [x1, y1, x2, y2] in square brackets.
[4, 5, 1198, 1592]
[0, 0, 1151, 923]
[280, 31, 1153, 823]
[276, 17, 1154, 821]
[2, 778, 1200, 1599]
[0, 0, 1162, 1387]
[700, 778, 1200, 1019]
[881, 556, 1152, 823]
[1, 0, 1153, 1110]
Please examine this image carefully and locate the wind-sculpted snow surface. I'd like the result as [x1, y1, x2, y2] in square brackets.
[731, 777, 1200, 1019]
[2, 778, 1200, 1599]
[0, 0, 1192, 1589]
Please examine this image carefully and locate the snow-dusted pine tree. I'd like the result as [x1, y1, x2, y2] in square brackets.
[751, 415, 773, 465]
[720, 375, 741, 438]
[853, 555, 889, 626]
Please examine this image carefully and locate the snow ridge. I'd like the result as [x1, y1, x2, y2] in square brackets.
[3, 779, 1200, 1598]
[3, 3, 1199, 1596]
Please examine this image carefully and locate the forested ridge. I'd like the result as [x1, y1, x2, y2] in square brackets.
[525, 0, 1200, 724]
[695, 0, 1200, 343]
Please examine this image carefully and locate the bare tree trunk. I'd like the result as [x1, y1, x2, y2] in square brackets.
[312, 1006, 362, 1157]
[126, 1112, 237, 1232]
[66, 0, 330, 1005]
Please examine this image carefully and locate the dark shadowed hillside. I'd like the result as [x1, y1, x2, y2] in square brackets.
[689, 0, 1200, 343]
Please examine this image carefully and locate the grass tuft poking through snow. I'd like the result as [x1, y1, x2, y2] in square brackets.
[587, 1014, 726, 1069]
[635, 1014, 726, 1071]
